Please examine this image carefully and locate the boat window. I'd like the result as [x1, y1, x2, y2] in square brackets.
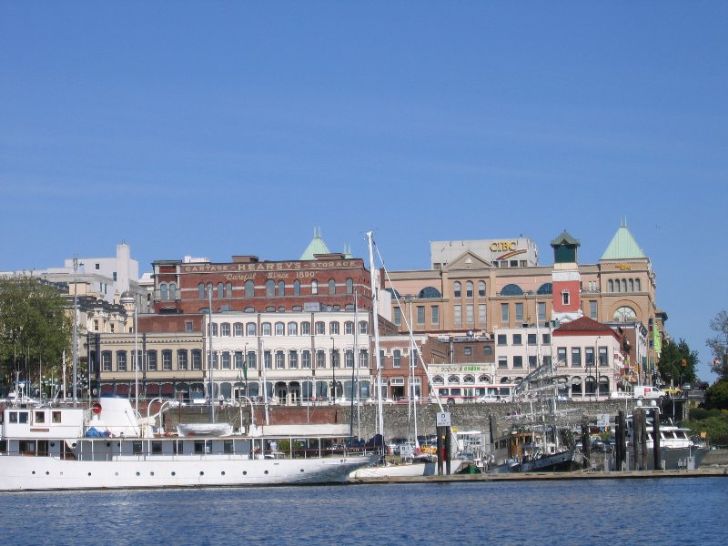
[151, 441, 163, 455]
[52, 411, 62, 423]
[34, 411, 45, 424]
[19, 411, 28, 424]
[0, 440, 6, 453]
[194, 440, 205, 454]
[132, 441, 143, 455]
[224, 440, 234, 454]
[9, 412, 17, 423]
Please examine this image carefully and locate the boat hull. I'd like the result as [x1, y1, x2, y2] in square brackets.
[510, 450, 582, 473]
[0, 454, 374, 491]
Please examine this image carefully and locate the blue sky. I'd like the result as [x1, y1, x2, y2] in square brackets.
[1, 2, 726, 379]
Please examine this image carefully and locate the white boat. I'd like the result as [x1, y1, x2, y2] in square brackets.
[0, 397, 375, 491]
[627, 416, 708, 470]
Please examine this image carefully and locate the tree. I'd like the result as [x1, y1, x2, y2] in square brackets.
[657, 338, 697, 386]
[704, 380, 728, 410]
[0, 277, 71, 392]
[707, 310, 728, 380]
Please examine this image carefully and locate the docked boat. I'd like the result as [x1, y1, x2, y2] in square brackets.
[628, 417, 708, 470]
[0, 397, 375, 491]
[491, 428, 582, 473]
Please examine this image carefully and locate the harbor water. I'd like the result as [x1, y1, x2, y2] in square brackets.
[1, 478, 725, 545]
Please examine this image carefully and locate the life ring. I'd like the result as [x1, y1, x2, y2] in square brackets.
[92, 402, 102, 415]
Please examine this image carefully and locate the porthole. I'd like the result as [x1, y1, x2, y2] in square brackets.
[150, 472, 155, 476]
[200, 471, 204, 476]
[50, 442, 56, 447]
[88, 472, 92, 476]
[243, 471, 247, 476]
[264, 470, 269, 475]
[221, 471, 225, 476]
[115, 472, 119, 476]
[300, 469, 304, 473]
[136, 472, 141, 476]
[45, 471, 49, 476]
[32, 471, 36, 475]
[171, 471, 176, 476]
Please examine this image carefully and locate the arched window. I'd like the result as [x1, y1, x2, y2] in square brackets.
[311, 280, 318, 295]
[345, 350, 354, 368]
[359, 321, 368, 334]
[275, 322, 285, 335]
[328, 279, 336, 295]
[289, 350, 298, 368]
[275, 351, 285, 369]
[198, 283, 205, 299]
[244, 280, 254, 298]
[537, 283, 552, 295]
[234, 323, 243, 336]
[466, 281, 473, 298]
[287, 322, 298, 336]
[329, 322, 339, 335]
[206, 283, 213, 298]
[608, 280, 614, 292]
[246, 322, 256, 336]
[277, 281, 285, 297]
[629, 279, 634, 292]
[316, 350, 326, 368]
[453, 282, 461, 298]
[478, 374, 491, 383]
[247, 351, 257, 369]
[220, 323, 231, 336]
[217, 283, 224, 299]
[463, 375, 475, 384]
[346, 278, 353, 294]
[293, 280, 301, 296]
[447, 375, 460, 384]
[621, 279, 627, 292]
[635, 278, 641, 292]
[345, 321, 354, 334]
[261, 322, 272, 336]
[315, 321, 325, 334]
[209, 323, 218, 336]
[501, 284, 524, 296]
[159, 283, 168, 301]
[418, 286, 442, 298]
[432, 375, 444, 386]
[478, 281, 486, 297]
[301, 322, 311, 335]
[266, 280, 275, 297]
[302, 350, 311, 368]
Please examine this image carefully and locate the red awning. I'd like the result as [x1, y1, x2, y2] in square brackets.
[115, 384, 129, 395]
[100, 384, 114, 395]
[145, 383, 160, 396]
[161, 383, 174, 395]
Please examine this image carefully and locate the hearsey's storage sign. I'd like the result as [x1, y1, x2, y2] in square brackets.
[182, 260, 361, 274]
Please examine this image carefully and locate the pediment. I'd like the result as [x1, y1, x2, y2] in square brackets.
[444, 251, 492, 271]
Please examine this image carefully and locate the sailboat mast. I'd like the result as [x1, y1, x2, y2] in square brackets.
[367, 232, 385, 443]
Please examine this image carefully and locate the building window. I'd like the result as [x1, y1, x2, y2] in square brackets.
[513, 356, 523, 368]
[192, 350, 202, 370]
[454, 305, 462, 327]
[102, 351, 112, 371]
[562, 291, 570, 306]
[585, 347, 595, 366]
[466, 304, 473, 325]
[287, 322, 298, 336]
[478, 304, 486, 325]
[589, 300, 598, 319]
[345, 350, 354, 368]
[359, 349, 369, 368]
[277, 280, 285, 297]
[160, 283, 168, 301]
[316, 350, 326, 368]
[538, 302, 546, 322]
[393, 307, 401, 326]
[147, 351, 158, 371]
[466, 281, 473, 298]
[571, 347, 582, 367]
[432, 305, 440, 324]
[275, 322, 285, 336]
[345, 321, 354, 335]
[463, 346, 472, 356]
[245, 280, 254, 298]
[331, 350, 340, 368]
[264, 351, 272, 369]
[217, 283, 224, 299]
[287, 350, 298, 369]
[478, 281, 486, 297]
[498, 356, 507, 369]
[557, 347, 567, 366]
[359, 321, 368, 334]
[161, 350, 172, 371]
[315, 321, 325, 334]
[261, 323, 272, 336]
[453, 282, 461, 298]
[542, 333, 551, 344]
[515, 303, 523, 322]
[528, 355, 537, 368]
[501, 303, 509, 323]
[301, 322, 311, 335]
[220, 323, 231, 336]
[599, 346, 608, 366]
[275, 351, 285, 369]
[302, 350, 311, 368]
[393, 350, 401, 368]
[497, 334, 507, 346]
[635, 278, 641, 292]
[513, 334, 522, 345]
[293, 280, 301, 296]
[117, 351, 127, 371]
[330, 322, 339, 335]
[527, 333, 536, 345]
[246, 322, 257, 336]
[265, 280, 274, 297]
[311, 280, 318, 295]
[346, 278, 353, 294]
[417, 306, 425, 325]
[211, 353, 219, 369]
[328, 279, 336, 295]
[608, 279, 614, 292]
[247, 351, 257, 369]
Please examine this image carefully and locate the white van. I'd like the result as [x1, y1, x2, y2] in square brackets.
[633, 386, 665, 400]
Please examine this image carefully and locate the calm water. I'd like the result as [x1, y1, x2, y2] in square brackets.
[1, 478, 726, 545]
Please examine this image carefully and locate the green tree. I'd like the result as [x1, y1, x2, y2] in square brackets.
[704, 380, 728, 410]
[707, 310, 728, 380]
[0, 277, 71, 392]
[657, 338, 697, 386]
